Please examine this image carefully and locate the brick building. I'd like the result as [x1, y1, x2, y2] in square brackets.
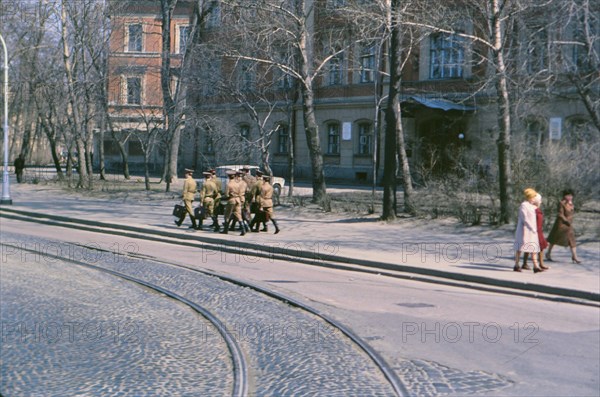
[104, 0, 598, 183]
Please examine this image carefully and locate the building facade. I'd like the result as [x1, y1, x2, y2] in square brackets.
[105, 0, 598, 183]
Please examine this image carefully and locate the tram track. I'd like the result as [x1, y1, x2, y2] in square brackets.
[0, 241, 249, 397]
[1, 233, 407, 396]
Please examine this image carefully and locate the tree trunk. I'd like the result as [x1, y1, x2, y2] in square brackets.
[492, 0, 513, 224]
[160, 0, 178, 192]
[382, 0, 403, 221]
[300, 83, 329, 209]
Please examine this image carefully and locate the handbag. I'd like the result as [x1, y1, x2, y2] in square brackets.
[172, 204, 186, 218]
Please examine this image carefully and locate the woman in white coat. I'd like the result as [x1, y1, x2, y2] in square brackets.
[514, 188, 543, 273]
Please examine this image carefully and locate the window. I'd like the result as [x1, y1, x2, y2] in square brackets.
[178, 25, 191, 54]
[239, 62, 255, 91]
[128, 141, 144, 156]
[204, 128, 214, 153]
[207, 4, 221, 28]
[429, 33, 464, 79]
[127, 24, 143, 52]
[328, 53, 344, 85]
[565, 117, 595, 149]
[357, 123, 372, 155]
[200, 59, 221, 97]
[360, 45, 376, 83]
[103, 140, 120, 155]
[275, 49, 294, 89]
[525, 118, 545, 151]
[327, 0, 346, 9]
[527, 27, 548, 74]
[327, 123, 340, 154]
[126, 77, 142, 105]
[277, 125, 288, 153]
[278, 69, 293, 89]
[240, 125, 250, 141]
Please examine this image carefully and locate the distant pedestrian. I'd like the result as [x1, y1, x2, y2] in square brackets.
[14, 154, 25, 183]
[175, 168, 198, 230]
[522, 194, 550, 271]
[257, 174, 280, 234]
[514, 188, 542, 273]
[546, 189, 582, 264]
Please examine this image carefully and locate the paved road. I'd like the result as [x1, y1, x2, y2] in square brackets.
[2, 216, 599, 396]
[1, 230, 398, 396]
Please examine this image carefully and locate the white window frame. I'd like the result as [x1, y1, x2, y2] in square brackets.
[122, 75, 143, 105]
[327, 123, 340, 154]
[429, 32, 465, 79]
[126, 23, 143, 53]
[176, 25, 191, 55]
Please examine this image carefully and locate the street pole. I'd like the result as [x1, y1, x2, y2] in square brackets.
[0, 33, 12, 205]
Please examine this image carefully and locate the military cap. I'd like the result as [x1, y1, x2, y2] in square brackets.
[226, 170, 236, 177]
[209, 169, 216, 174]
[262, 174, 270, 180]
[184, 168, 194, 174]
[202, 171, 212, 177]
[255, 170, 263, 177]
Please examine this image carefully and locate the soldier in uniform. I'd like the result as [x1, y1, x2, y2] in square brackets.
[232, 170, 250, 232]
[221, 170, 245, 235]
[200, 171, 221, 231]
[241, 167, 256, 230]
[175, 168, 198, 230]
[249, 170, 266, 232]
[209, 168, 223, 229]
[257, 174, 280, 234]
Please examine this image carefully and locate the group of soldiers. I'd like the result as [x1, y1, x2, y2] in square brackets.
[174, 166, 280, 236]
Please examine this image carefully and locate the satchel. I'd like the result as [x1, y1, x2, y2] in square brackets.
[194, 206, 205, 220]
[172, 204, 186, 218]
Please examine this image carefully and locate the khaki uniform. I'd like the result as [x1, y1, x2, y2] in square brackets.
[224, 178, 243, 222]
[258, 181, 274, 220]
[200, 179, 220, 217]
[243, 174, 257, 207]
[212, 175, 223, 213]
[182, 174, 197, 217]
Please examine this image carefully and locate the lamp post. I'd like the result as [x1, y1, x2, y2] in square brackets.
[0, 33, 12, 205]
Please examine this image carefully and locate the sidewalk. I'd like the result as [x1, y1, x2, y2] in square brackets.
[2, 179, 599, 303]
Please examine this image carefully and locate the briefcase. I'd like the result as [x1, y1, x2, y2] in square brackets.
[194, 206, 205, 220]
[172, 204, 186, 218]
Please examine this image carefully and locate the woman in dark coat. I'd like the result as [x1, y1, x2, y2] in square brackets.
[523, 194, 550, 270]
[546, 189, 581, 263]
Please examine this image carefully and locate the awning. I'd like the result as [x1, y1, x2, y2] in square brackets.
[408, 96, 476, 112]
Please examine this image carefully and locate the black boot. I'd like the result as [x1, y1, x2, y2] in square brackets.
[220, 221, 229, 234]
[249, 216, 258, 232]
[175, 214, 184, 227]
[272, 219, 280, 234]
[189, 215, 198, 230]
[212, 217, 220, 232]
[240, 223, 246, 236]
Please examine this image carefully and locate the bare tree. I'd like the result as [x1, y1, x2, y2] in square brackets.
[218, 0, 365, 210]
[160, 0, 218, 191]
